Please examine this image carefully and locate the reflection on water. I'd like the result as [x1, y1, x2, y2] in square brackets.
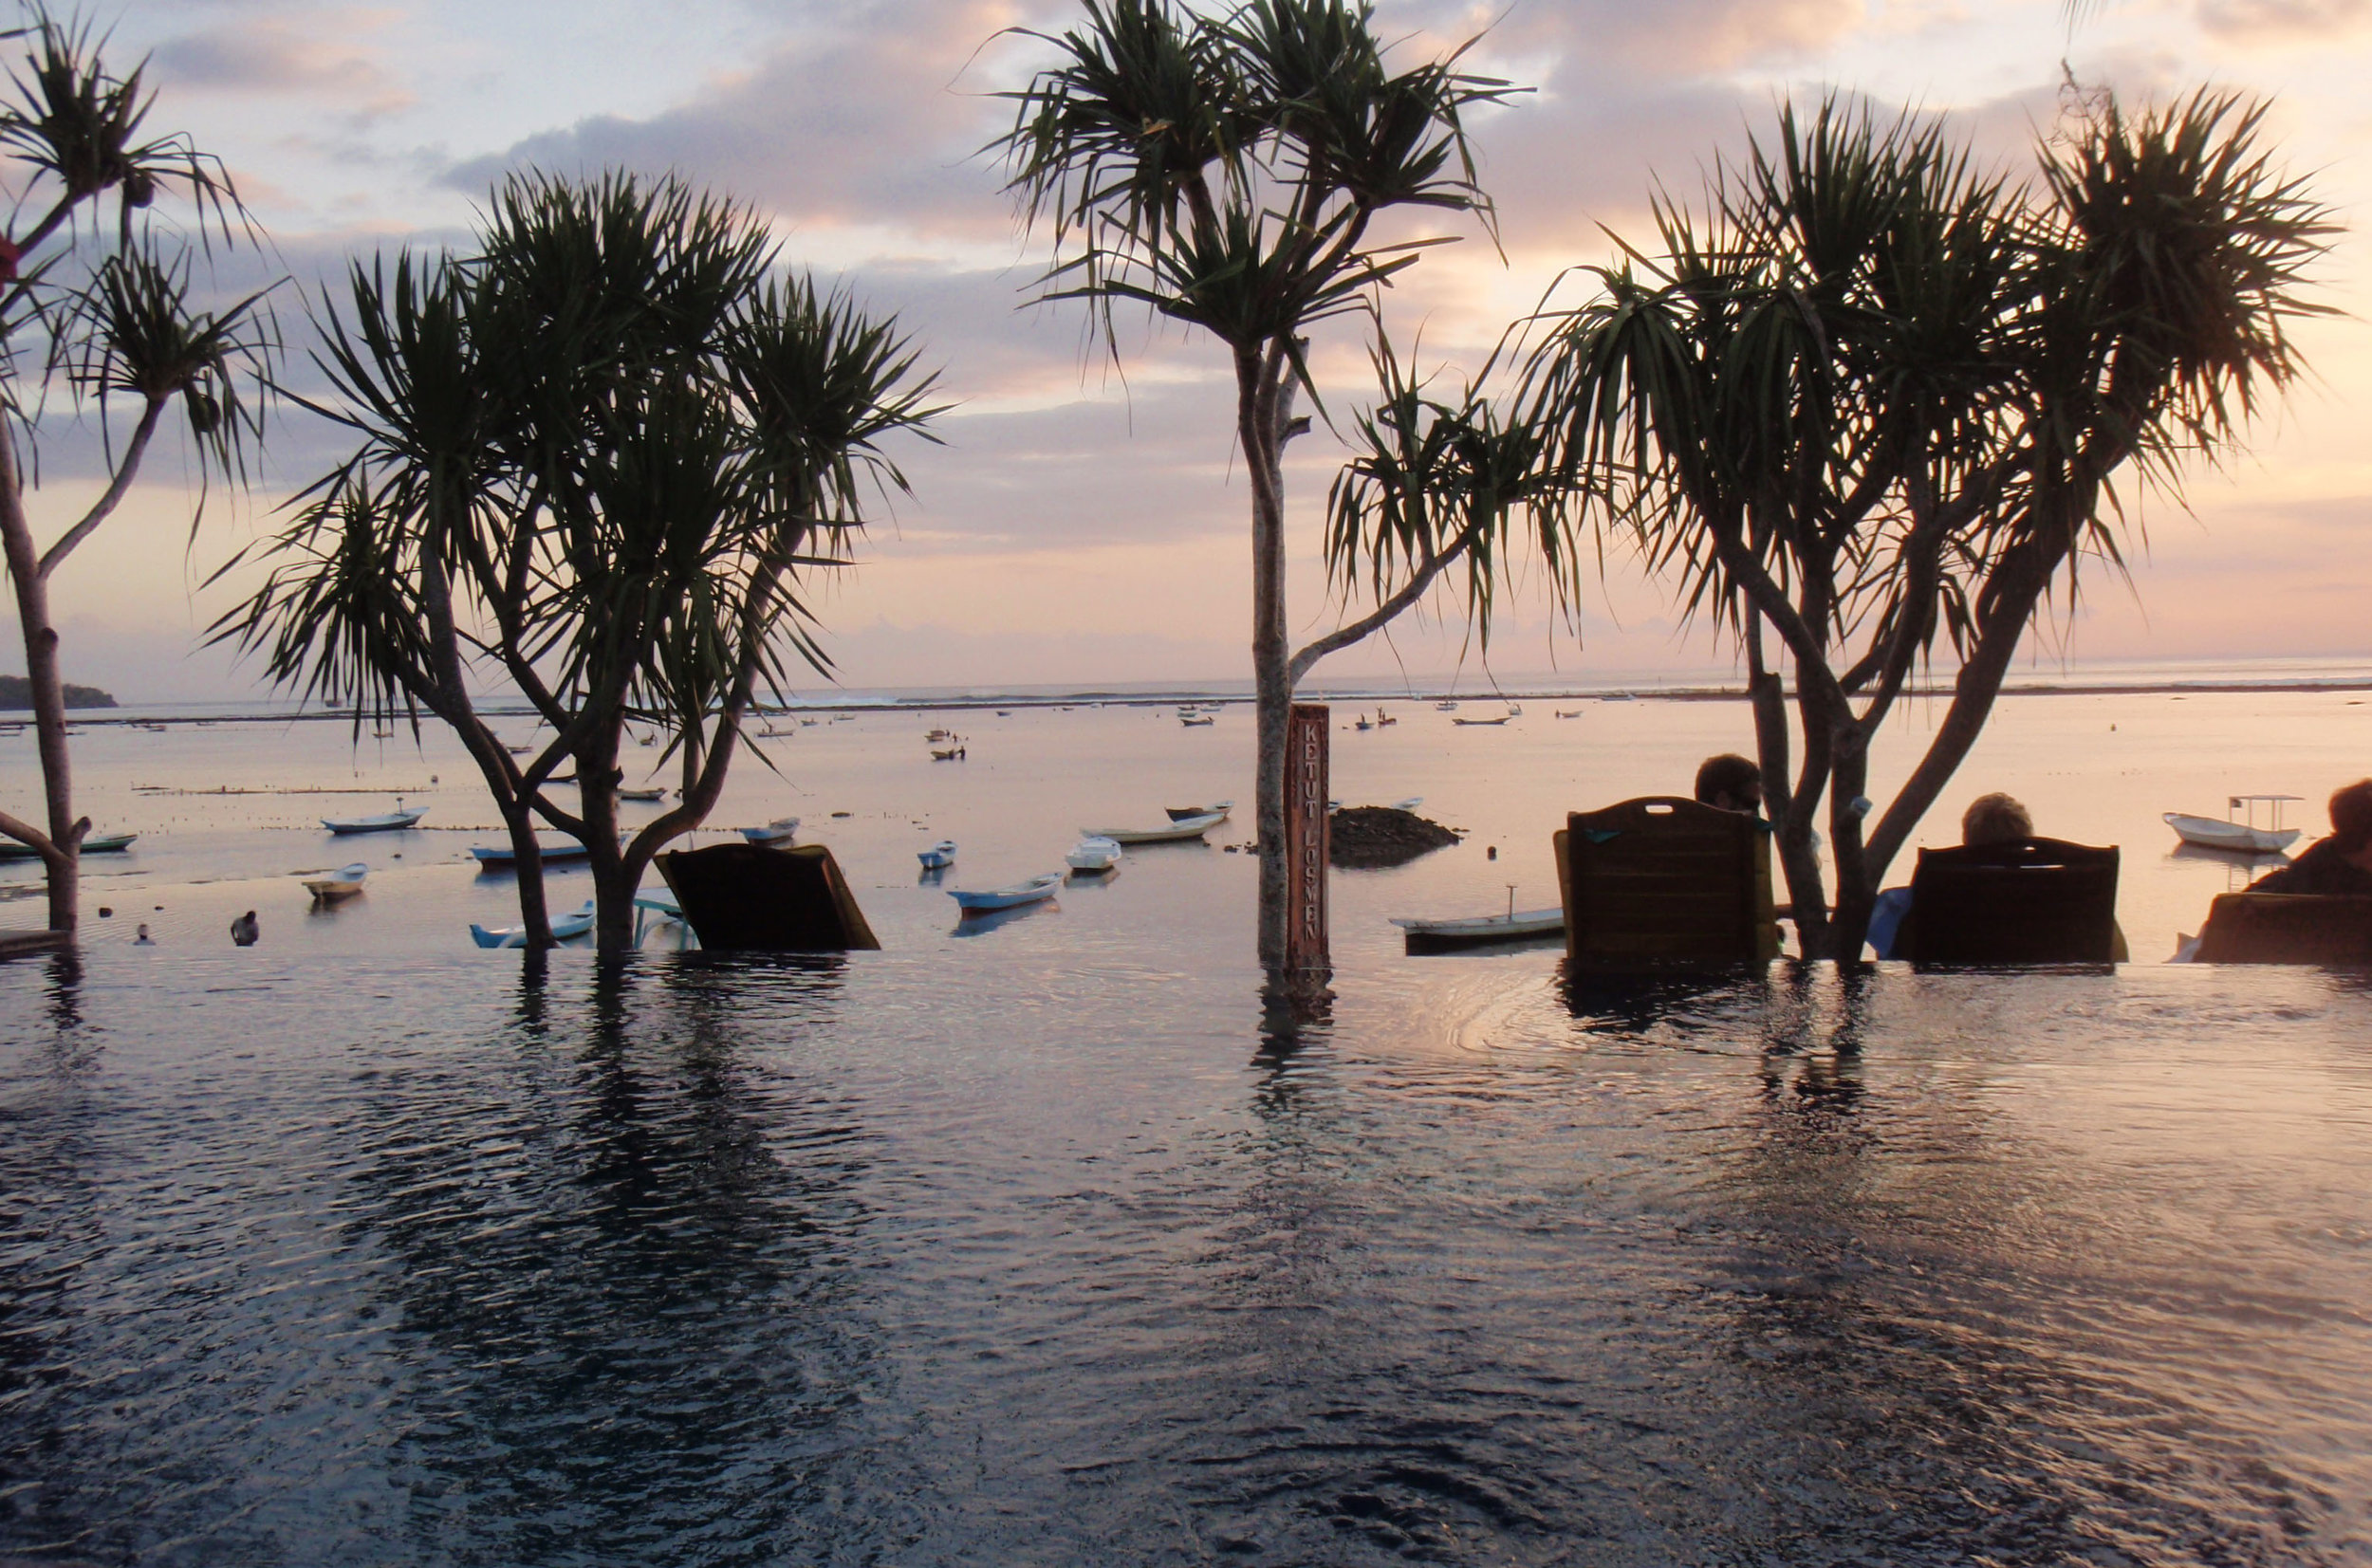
[4, 949, 2370, 1564]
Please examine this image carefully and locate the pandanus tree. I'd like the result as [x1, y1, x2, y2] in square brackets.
[0, 8, 270, 932]
[215, 173, 940, 950]
[1526, 92, 2328, 958]
[998, 0, 1555, 977]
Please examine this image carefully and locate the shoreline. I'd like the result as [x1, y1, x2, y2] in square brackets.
[10, 674, 2369, 728]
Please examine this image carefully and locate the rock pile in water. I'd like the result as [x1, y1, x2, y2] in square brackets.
[1328, 805, 1461, 868]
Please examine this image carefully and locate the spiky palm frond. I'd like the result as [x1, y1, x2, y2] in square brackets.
[70, 241, 273, 485]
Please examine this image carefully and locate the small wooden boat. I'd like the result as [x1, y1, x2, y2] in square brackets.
[1435, 700, 1458, 711]
[302, 862, 369, 901]
[926, 729, 955, 742]
[1392, 906, 1566, 949]
[1354, 718, 1373, 731]
[471, 838, 594, 866]
[1179, 714, 1214, 727]
[1451, 715, 1510, 727]
[0, 831, 137, 862]
[2166, 796, 2302, 856]
[324, 805, 423, 835]
[1165, 800, 1233, 821]
[617, 785, 666, 802]
[1392, 796, 1423, 811]
[931, 747, 965, 761]
[1090, 810, 1226, 844]
[949, 873, 1063, 913]
[1555, 710, 1584, 719]
[471, 899, 595, 950]
[507, 745, 532, 755]
[741, 817, 801, 844]
[1602, 692, 1636, 703]
[1066, 835, 1122, 872]
[917, 839, 957, 869]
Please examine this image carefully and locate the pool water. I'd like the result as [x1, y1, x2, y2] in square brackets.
[4, 943, 2369, 1565]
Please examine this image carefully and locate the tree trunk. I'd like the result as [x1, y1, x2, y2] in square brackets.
[0, 435, 84, 932]
[579, 728, 633, 952]
[1243, 343, 1293, 973]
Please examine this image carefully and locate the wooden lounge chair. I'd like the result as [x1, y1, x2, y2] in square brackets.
[1554, 797, 1780, 970]
[2195, 893, 2372, 966]
[1900, 838, 2119, 966]
[655, 842, 882, 951]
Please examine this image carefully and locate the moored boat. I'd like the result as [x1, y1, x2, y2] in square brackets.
[1089, 809, 1226, 844]
[2166, 797, 2303, 856]
[302, 862, 369, 901]
[471, 838, 594, 866]
[324, 803, 423, 835]
[0, 830, 136, 862]
[917, 839, 957, 869]
[949, 873, 1064, 913]
[1179, 713, 1215, 727]
[1164, 800, 1233, 821]
[1391, 907, 1566, 949]
[1451, 715, 1510, 727]
[741, 817, 801, 844]
[471, 899, 596, 950]
[617, 785, 666, 802]
[1066, 835, 1122, 872]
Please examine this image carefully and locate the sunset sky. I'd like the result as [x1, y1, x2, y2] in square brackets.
[14, 0, 2372, 699]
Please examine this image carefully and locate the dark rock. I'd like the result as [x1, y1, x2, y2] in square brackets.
[1329, 805, 1461, 868]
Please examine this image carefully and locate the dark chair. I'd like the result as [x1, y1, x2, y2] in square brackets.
[656, 842, 882, 951]
[1555, 796, 1779, 970]
[1903, 837, 2119, 966]
[2195, 894, 2372, 966]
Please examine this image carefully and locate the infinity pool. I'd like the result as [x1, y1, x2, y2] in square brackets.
[4, 943, 2368, 1566]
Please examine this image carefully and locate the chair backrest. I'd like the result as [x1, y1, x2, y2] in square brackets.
[1906, 838, 2119, 965]
[1558, 797, 1775, 969]
[657, 842, 882, 951]
[2196, 894, 2372, 966]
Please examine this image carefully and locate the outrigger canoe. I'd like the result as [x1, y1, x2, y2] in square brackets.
[471, 899, 596, 949]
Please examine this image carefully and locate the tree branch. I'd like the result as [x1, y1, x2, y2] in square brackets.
[1288, 517, 1485, 687]
[37, 396, 167, 579]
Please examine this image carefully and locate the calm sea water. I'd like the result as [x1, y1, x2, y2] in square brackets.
[4, 690, 2372, 1564]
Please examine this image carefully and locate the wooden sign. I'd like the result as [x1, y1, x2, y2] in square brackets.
[1284, 703, 1331, 977]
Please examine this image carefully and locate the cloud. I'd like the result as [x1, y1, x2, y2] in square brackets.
[2194, 0, 2372, 41]
[439, 0, 1041, 245]
[154, 10, 416, 120]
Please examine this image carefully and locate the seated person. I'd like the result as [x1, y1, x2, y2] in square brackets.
[2244, 779, 2372, 896]
[1868, 792, 2127, 960]
[1695, 753, 1762, 814]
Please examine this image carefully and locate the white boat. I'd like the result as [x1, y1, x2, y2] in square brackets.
[1180, 714, 1214, 727]
[741, 817, 801, 844]
[1451, 715, 1510, 727]
[617, 785, 666, 802]
[1391, 796, 1423, 811]
[917, 839, 957, 869]
[1087, 810, 1227, 844]
[1165, 800, 1234, 821]
[1602, 692, 1636, 703]
[949, 873, 1063, 913]
[302, 862, 369, 901]
[471, 899, 596, 950]
[1435, 700, 1459, 711]
[1066, 835, 1123, 872]
[324, 802, 423, 835]
[471, 838, 595, 866]
[1392, 907, 1566, 947]
[2166, 796, 2303, 856]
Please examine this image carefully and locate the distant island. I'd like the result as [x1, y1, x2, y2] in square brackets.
[0, 674, 117, 710]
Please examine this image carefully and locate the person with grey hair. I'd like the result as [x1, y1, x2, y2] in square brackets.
[1868, 791, 2124, 960]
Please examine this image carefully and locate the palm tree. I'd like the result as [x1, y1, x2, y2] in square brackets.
[217, 173, 941, 950]
[997, 0, 1532, 979]
[1527, 91, 2328, 958]
[0, 7, 271, 933]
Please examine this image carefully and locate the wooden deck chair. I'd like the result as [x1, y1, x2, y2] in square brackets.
[2195, 894, 2372, 966]
[1555, 797, 1779, 970]
[657, 842, 882, 951]
[1902, 838, 2119, 966]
